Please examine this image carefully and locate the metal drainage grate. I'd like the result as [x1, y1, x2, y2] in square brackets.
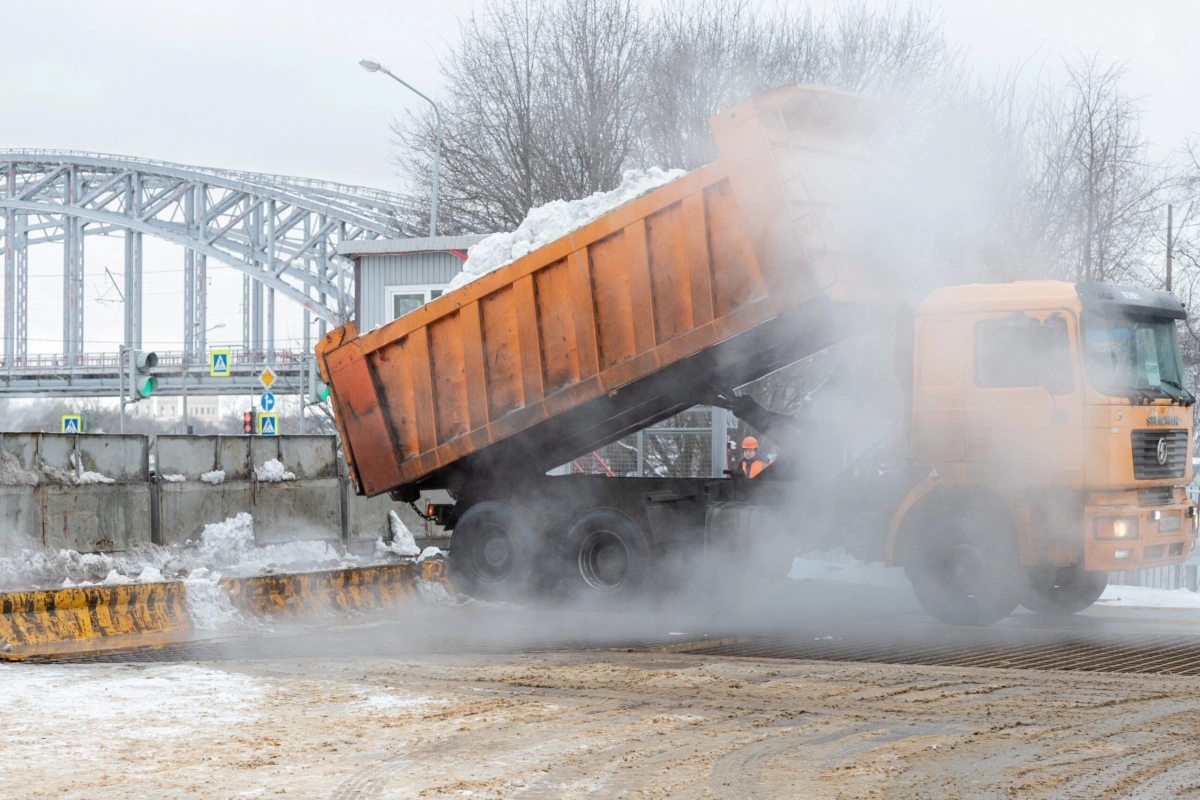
[674, 624, 1200, 676]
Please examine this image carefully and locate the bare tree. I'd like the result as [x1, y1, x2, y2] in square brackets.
[393, 0, 554, 233]
[1053, 57, 1163, 283]
[539, 0, 647, 198]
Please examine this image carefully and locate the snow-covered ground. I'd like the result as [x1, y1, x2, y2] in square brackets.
[448, 167, 686, 291]
[1095, 584, 1200, 609]
[789, 550, 1200, 610]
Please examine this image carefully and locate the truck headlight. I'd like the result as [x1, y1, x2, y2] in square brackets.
[1096, 517, 1139, 540]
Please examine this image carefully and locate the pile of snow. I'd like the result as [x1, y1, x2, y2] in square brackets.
[1095, 584, 1200, 609]
[376, 510, 420, 557]
[419, 546, 447, 562]
[160, 473, 187, 483]
[184, 512, 343, 577]
[200, 470, 225, 485]
[254, 459, 296, 482]
[788, 550, 911, 589]
[448, 167, 687, 291]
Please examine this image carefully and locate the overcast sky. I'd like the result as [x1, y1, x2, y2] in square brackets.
[5, 0, 1196, 190]
[2, 0, 1197, 363]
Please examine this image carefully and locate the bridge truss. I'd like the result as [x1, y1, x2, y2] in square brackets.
[0, 151, 413, 396]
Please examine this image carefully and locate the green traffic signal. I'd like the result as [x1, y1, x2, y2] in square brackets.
[316, 381, 330, 401]
[127, 349, 158, 401]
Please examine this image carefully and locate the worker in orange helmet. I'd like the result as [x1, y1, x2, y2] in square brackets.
[739, 436, 771, 478]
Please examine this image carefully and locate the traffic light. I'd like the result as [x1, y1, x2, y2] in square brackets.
[127, 349, 158, 401]
[307, 357, 330, 402]
[243, 410, 256, 434]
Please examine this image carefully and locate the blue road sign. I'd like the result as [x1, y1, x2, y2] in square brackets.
[259, 391, 276, 412]
[210, 349, 231, 377]
[61, 415, 81, 434]
[257, 412, 279, 436]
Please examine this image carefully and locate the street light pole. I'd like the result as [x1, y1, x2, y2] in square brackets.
[359, 54, 441, 237]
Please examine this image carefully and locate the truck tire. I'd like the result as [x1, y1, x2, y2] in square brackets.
[1021, 566, 1108, 615]
[904, 512, 1020, 626]
[562, 509, 650, 601]
[449, 501, 537, 600]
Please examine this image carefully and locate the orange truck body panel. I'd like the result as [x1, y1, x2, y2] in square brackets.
[316, 84, 887, 497]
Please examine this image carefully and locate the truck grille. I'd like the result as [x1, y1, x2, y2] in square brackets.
[1138, 487, 1174, 506]
[1131, 430, 1188, 480]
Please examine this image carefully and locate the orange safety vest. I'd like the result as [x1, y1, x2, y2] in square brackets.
[740, 456, 770, 478]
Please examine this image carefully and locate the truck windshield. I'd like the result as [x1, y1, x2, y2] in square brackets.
[1081, 313, 1186, 399]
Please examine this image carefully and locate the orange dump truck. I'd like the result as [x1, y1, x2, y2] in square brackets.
[317, 84, 1197, 625]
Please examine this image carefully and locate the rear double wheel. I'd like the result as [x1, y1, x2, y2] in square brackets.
[1021, 565, 1108, 615]
[562, 509, 651, 603]
[905, 512, 1021, 626]
[448, 501, 537, 600]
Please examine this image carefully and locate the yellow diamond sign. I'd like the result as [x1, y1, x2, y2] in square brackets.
[259, 367, 276, 390]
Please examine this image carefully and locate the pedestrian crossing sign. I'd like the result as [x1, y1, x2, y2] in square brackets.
[209, 349, 231, 377]
[61, 415, 81, 434]
[257, 412, 279, 436]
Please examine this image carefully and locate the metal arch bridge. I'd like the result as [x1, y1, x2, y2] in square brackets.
[0, 150, 413, 396]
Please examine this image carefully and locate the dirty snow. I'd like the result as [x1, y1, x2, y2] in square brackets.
[255, 458, 296, 482]
[160, 473, 187, 482]
[201, 469, 226, 485]
[789, 550, 911, 589]
[448, 168, 686, 291]
[75, 470, 116, 485]
[0, 450, 38, 485]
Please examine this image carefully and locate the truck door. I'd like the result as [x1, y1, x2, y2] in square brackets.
[964, 309, 1084, 488]
[910, 315, 967, 464]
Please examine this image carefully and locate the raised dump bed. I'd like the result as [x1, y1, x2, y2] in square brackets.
[316, 84, 887, 498]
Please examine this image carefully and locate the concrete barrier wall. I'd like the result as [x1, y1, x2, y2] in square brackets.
[0, 433, 447, 555]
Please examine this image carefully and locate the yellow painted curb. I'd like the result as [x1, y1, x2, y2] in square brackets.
[220, 562, 429, 617]
[0, 559, 454, 659]
[0, 582, 189, 649]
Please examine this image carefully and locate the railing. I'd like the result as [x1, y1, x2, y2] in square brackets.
[1, 347, 309, 376]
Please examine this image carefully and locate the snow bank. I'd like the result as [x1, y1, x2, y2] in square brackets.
[448, 167, 687, 291]
[1095, 584, 1200, 609]
[160, 473, 187, 483]
[788, 550, 911, 589]
[254, 459, 296, 482]
[200, 469, 225, 485]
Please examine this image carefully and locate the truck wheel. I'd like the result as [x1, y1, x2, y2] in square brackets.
[449, 501, 536, 600]
[562, 509, 650, 601]
[1021, 566, 1108, 615]
[905, 515, 1020, 626]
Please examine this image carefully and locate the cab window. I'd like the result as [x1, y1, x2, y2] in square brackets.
[974, 314, 1073, 393]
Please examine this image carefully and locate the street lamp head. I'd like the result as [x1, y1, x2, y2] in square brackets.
[359, 54, 385, 73]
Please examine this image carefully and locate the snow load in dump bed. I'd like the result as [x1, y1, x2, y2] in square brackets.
[316, 83, 888, 498]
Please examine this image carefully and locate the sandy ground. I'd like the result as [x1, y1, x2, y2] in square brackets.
[6, 646, 1200, 800]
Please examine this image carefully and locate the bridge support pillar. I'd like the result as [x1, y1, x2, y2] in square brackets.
[124, 175, 142, 349]
[267, 287, 275, 364]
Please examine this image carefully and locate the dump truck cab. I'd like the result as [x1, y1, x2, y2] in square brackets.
[887, 280, 1198, 624]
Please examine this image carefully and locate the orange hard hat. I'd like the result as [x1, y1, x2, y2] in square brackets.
[742, 437, 758, 449]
